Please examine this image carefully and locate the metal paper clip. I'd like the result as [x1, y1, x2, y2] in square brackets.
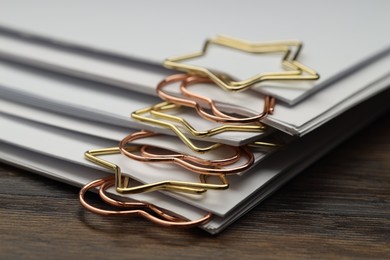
[119, 131, 254, 176]
[139, 144, 241, 167]
[164, 35, 319, 92]
[132, 101, 264, 153]
[137, 135, 242, 167]
[250, 141, 281, 149]
[157, 74, 275, 124]
[79, 176, 212, 228]
[250, 130, 290, 150]
[97, 176, 183, 222]
[132, 102, 219, 153]
[85, 145, 229, 194]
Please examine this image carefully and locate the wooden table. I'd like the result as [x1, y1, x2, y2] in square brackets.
[1, 112, 389, 259]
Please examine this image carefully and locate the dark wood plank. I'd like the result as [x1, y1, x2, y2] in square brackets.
[0, 112, 389, 259]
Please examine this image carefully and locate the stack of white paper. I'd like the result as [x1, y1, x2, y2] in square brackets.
[0, 0, 389, 234]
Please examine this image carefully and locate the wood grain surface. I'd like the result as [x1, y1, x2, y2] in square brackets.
[0, 112, 389, 259]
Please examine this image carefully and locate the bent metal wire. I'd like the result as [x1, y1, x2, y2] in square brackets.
[164, 35, 319, 92]
[84, 145, 229, 195]
[156, 74, 275, 124]
[133, 134, 242, 167]
[98, 176, 182, 222]
[119, 130, 254, 176]
[138, 142, 242, 167]
[79, 176, 212, 228]
[132, 102, 265, 153]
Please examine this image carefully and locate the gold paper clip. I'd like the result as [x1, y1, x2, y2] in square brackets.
[164, 35, 319, 92]
[119, 131, 254, 176]
[250, 130, 291, 150]
[85, 145, 229, 194]
[80, 176, 212, 228]
[97, 176, 183, 223]
[132, 101, 264, 153]
[157, 74, 275, 124]
[250, 141, 281, 149]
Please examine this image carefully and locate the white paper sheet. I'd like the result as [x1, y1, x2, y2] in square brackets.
[0, 0, 389, 104]
[0, 34, 167, 96]
[0, 99, 132, 141]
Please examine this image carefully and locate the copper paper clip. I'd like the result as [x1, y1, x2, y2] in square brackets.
[119, 131, 254, 176]
[85, 145, 229, 194]
[157, 74, 275, 124]
[80, 176, 212, 228]
[137, 133, 242, 167]
[164, 35, 319, 92]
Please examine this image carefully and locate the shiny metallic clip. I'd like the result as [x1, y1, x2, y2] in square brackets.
[119, 131, 254, 176]
[84, 145, 229, 195]
[132, 101, 265, 153]
[157, 74, 275, 124]
[79, 176, 212, 228]
[164, 35, 319, 92]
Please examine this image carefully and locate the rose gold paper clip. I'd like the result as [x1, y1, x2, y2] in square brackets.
[156, 74, 275, 124]
[80, 176, 212, 228]
[119, 131, 254, 176]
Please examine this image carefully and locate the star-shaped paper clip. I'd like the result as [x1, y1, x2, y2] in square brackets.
[164, 35, 319, 92]
[84, 145, 229, 195]
[132, 102, 264, 153]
